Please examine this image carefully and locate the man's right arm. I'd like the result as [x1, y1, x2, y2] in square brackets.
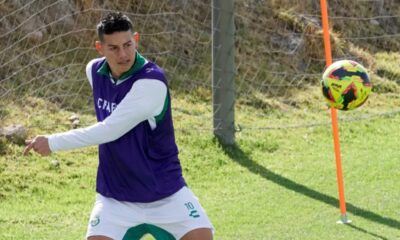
[23, 59, 100, 157]
[47, 79, 167, 152]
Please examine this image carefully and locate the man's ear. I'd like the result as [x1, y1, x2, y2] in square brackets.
[133, 32, 140, 49]
[95, 41, 103, 55]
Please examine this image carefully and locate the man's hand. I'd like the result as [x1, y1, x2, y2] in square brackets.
[23, 135, 51, 156]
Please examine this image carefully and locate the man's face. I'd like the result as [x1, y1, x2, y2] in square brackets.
[96, 30, 136, 78]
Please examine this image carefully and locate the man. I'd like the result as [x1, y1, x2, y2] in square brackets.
[23, 12, 213, 240]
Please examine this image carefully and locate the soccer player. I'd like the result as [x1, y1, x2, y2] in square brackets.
[23, 12, 213, 240]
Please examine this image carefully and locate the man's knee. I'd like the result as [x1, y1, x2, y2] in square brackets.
[87, 236, 113, 240]
[180, 228, 213, 240]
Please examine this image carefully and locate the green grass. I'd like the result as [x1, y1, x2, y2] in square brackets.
[1, 92, 400, 240]
[375, 52, 400, 84]
[2, 1, 400, 239]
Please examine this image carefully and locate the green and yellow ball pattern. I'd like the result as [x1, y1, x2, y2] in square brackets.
[321, 60, 372, 110]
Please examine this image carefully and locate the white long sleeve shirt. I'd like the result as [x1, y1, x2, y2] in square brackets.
[48, 59, 167, 152]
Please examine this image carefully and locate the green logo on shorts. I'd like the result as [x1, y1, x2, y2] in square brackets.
[189, 210, 200, 218]
[185, 202, 200, 218]
[90, 216, 100, 227]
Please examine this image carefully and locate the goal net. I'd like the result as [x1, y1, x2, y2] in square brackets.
[0, 0, 399, 132]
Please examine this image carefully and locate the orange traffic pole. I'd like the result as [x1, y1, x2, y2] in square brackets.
[320, 0, 351, 224]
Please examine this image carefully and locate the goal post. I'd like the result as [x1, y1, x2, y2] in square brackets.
[212, 0, 236, 145]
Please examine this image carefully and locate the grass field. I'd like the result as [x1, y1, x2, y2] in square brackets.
[1, 1, 400, 239]
[0, 90, 399, 240]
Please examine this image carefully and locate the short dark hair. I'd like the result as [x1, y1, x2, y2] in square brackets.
[97, 12, 133, 41]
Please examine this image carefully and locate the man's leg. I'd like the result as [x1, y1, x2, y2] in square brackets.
[180, 228, 213, 240]
[87, 236, 113, 240]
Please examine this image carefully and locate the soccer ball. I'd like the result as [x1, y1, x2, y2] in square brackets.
[321, 60, 372, 110]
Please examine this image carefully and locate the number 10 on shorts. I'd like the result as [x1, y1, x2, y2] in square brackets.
[185, 202, 200, 218]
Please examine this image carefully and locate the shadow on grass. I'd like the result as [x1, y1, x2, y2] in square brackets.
[346, 224, 390, 240]
[219, 141, 400, 230]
